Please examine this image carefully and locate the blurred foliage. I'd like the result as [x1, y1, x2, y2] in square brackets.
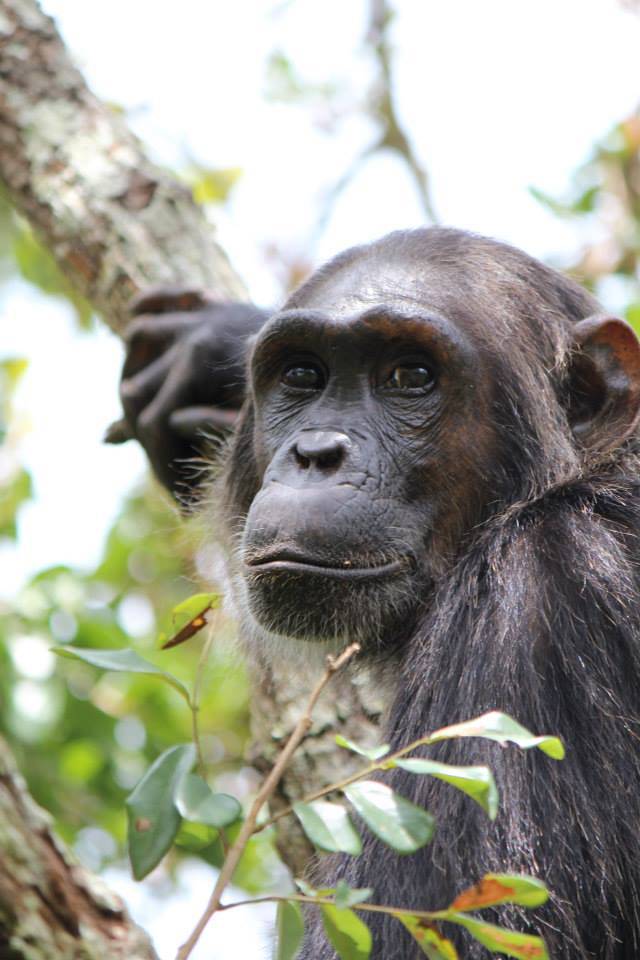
[531, 107, 640, 331]
[0, 190, 92, 328]
[0, 356, 28, 442]
[0, 476, 272, 886]
[265, 50, 339, 107]
[0, 467, 32, 540]
[182, 164, 243, 207]
[0, 357, 33, 541]
[12, 222, 93, 328]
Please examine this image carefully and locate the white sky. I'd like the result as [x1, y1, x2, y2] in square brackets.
[2, 2, 640, 954]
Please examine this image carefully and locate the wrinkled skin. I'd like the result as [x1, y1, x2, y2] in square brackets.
[239, 258, 497, 649]
[117, 229, 640, 959]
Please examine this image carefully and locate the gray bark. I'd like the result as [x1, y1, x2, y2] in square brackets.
[0, 0, 246, 335]
[0, 738, 158, 960]
[0, 0, 384, 887]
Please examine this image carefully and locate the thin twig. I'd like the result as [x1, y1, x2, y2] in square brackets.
[312, 0, 438, 246]
[175, 642, 361, 960]
[215, 892, 448, 923]
[190, 618, 217, 777]
[256, 729, 443, 832]
[367, 0, 438, 222]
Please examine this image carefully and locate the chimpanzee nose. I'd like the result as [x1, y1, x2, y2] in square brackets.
[293, 430, 351, 472]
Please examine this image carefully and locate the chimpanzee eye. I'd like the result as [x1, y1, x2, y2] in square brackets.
[281, 362, 325, 391]
[385, 364, 435, 391]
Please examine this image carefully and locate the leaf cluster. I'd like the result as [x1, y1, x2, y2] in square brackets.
[56, 619, 560, 960]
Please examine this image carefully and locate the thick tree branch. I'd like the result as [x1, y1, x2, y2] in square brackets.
[0, 0, 246, 335]
[0, 738, 158, 960]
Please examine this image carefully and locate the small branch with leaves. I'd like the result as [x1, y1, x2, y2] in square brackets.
[176, 641, 361, 960]
[54, 592, 563, 960]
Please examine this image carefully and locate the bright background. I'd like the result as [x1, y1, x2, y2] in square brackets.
[2, 1, 640, 956]
[3, 0, 640, 592]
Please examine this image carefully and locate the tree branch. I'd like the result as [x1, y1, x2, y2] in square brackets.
[0, 737, 158, 959]
[0, 0, 247, 335]
[177, 643, 361, 960]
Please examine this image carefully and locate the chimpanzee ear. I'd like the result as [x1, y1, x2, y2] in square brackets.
[567, 315, 640, 453]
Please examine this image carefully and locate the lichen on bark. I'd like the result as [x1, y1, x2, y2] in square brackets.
[0, 738, 158, 960]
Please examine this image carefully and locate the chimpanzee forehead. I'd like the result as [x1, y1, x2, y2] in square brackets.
[288, 251, 485, 334]
[259, 253, 485, 368]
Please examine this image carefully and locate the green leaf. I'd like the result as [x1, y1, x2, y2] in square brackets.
[0, 468, 33, 540]
[429, 712, 564, 760]
[344, 781, 435, 853]
[295, 878, 320, 897]
[125, 744, 195, 879]
[276, 900, 305, 960]
[570, 184, 599, 214]
[188, 166, 242, 206]
[293, 800, 362, 855]
[449, 874, 549, 912]
[444, 914, 548, 959]
[13, 223, 92, 327]
[52, 644, 190, 704]
[321, 905, 372, 960]
[394, 759, 499, 819]
[159, 592, 221, 649]
[334, 881, 373, 910]
[397, 915, 459, 959]
[176, 773, 241, 828]
[174, 819, 218, 852]
[625, 302, 640, 335]
[528, 186, 572, 219]
[335, 735, 389, 761]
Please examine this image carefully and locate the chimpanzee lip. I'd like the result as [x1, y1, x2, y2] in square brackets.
[245, 549, 410, 580]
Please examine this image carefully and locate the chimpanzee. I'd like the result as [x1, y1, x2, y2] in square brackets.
[116, 228, 640, 959]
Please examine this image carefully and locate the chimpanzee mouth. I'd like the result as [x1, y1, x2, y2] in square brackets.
[244, 549, 411, 580]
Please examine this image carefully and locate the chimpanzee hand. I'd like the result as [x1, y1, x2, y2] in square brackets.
[109, 286, 268, 499]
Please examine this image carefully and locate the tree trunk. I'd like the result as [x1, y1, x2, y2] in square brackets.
[0, 737, 158, 959]
[0, 0, 384, 887]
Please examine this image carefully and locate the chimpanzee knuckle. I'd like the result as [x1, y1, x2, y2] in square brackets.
[129, 285, 208, 317]
[124, 316, 160, 345]
[169, 406, 227, 439]
[122, 363, 151, 395]
[189, 323, 218, 348]
[137, 407, 163, 441]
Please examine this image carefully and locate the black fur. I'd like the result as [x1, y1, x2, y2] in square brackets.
[305, 463, 640, 958]
[121, 226, 640, 958]
[220, 230, 640, 958]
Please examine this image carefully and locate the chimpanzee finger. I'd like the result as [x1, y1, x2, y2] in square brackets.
[104, 418, 134, 444]
[136, 350, 202, 442]
[169, 406, 239, 438]
[124, 313, 202, 345]
[129, 286, 210, 317]
[120, 348, 177, 422]
[122, 315, 198, 379]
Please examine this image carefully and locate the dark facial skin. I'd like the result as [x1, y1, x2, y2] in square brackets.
[240, 256, 496, 649]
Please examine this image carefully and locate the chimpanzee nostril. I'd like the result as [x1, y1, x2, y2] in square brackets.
[293, 430, 351, 473]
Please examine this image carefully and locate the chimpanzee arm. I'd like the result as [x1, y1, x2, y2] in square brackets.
[113, 286, 269, 500]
